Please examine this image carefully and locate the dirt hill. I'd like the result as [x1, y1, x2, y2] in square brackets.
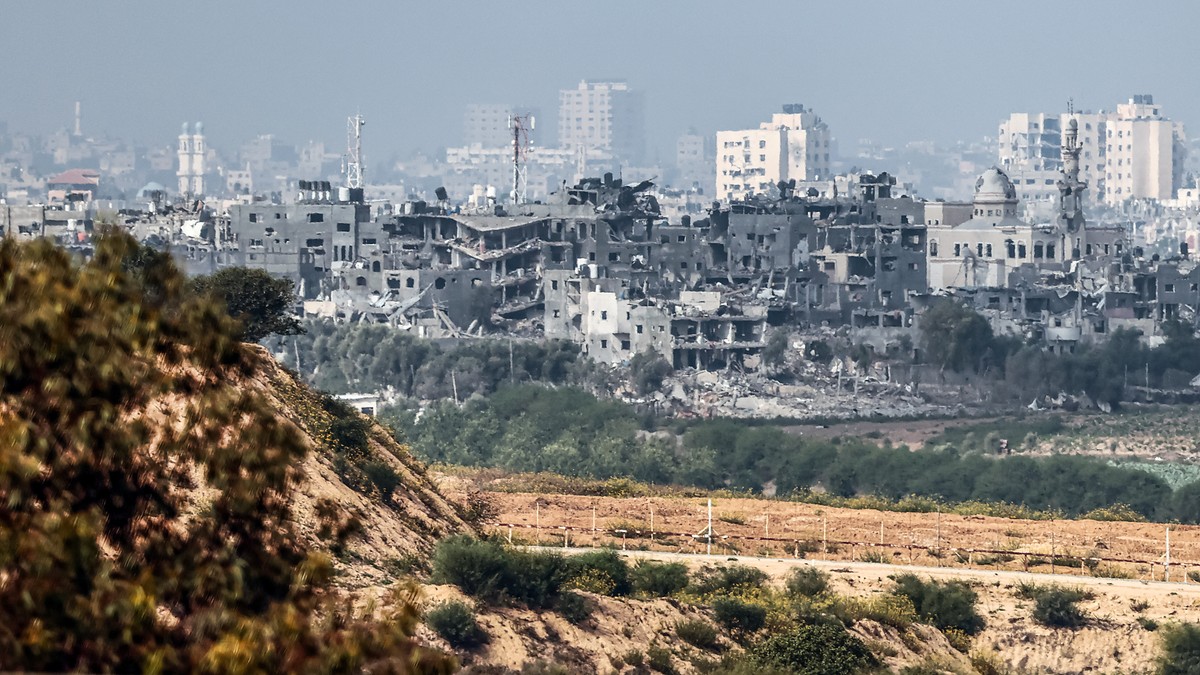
[246, 347, 475, 585]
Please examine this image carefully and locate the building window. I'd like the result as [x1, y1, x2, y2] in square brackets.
[552, 309, 561, 318]
[1018, 242, 1027, 259]
[621, 340, 631, 351]
[601, 310, 608, 320]
[953, 243, 961, 256]
[1046, 244, 1055, 259]
[600, 339, 608, 349]
[309, 213, 324, 223]
[985, 244, 993, 257]
[930, 240, 938, 256]
[249, 213, 259, 223]
[1165, 284, 1175, 293]
[337, 222, 351, 232]
[405, 277, 415, 288]
[976, 243, 983, 257]
[636, 324, 644, 334]
[551, 279, 559, 290]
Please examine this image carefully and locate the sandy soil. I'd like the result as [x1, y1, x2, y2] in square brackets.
[555, 548, 1200, 675]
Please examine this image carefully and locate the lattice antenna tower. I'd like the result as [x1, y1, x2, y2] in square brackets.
[346, 113, 365, 189]
[509, 114, 534, 204]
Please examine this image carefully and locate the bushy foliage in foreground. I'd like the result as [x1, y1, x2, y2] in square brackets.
[1157, 622, 1200, 675]
[426, 601, 488, 650]
[891, 574, 985, 635]
[1017, 583, 1093, 629]
[748, 623, 877, 675]
[0, 233, 453, 673]
[630, 560, 691, 597]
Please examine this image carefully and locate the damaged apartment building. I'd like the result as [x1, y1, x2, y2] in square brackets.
[222, 172, 952, 371]
[216, 117, 1196, 373]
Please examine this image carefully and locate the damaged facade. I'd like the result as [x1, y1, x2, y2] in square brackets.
[75, 115, 1194, 376]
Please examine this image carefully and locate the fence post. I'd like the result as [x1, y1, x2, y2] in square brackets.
[508, 524, 513, 544]
[1166, 526, 1171, 582]
[936, 508, 941, 567]
[707, 499, 713, 556]
[592, 504, 597, 548]
[536, 502, 541, 546]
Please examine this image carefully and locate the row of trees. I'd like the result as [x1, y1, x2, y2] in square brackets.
[397, 383, 1199, 521]
[271, 321, 599, 399]
[920, 298, 1200, 406]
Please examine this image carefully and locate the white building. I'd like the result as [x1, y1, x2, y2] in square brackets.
[998, 111, 1109, 206]
[1104, 95, 1186, 205]
[463, 104, 516, 148]
[715, 104, 832, 202]
[557, 80, 645, 164]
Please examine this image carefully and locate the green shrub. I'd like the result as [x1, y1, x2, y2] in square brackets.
[622, 649, 645, 667]
[554, 590, 593, 624]
[712, 598, 767, 637]
[891, 574, 984, 635]
[431, 536, 513, 603]
[785, 566, 829, 599]
[329, 415, 370, 453]
[690, 564, 769, 596]
[832, 593, 916, 630]
[631, 560, 690, 597]
[425, 600, 488, 649]
[361, 460, 401, 500]
[1139, 616, 1160, 632]
[507, 549, 572, 609]
[1157, 622, 1200, 674]
[675, 619, 720, 651]
[749, 623, 877, 675]
[646, 644, 675, 674]
[1017, 584, 1091, 629]
[431, 536, 571, 608]
[567, 549, 631, 596]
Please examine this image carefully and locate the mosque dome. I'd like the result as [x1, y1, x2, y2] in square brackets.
[974, 167, 1017, 203]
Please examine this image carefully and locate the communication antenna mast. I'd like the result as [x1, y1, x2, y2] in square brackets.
[509, 113, 534, 204]
[346, 113, 365, 189]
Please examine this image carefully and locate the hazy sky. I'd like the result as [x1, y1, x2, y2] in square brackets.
[2, 1, 1196, 163]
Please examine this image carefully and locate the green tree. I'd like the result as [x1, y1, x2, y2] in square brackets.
[920, 298, 998, 372]
[0, 233, 453, 673]
[629, 349, 673, 395]
[191, 266, 303, 342]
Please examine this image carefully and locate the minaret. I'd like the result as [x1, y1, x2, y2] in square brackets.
[1057, 116, 1087, 237]
[177, 122, 192, 196]
[192, 122, 206, 196]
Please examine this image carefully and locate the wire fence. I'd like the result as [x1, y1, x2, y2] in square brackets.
[484, 499, 1200, 584]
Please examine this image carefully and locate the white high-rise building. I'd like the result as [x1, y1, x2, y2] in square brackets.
[557, 80, 645, 164]
[1104, 95, 1186, 205]
[463, 104, 515, 148]
[715, 104, 832, 201]
[176, 122, 206, 196]
[998, 111, 1109, 205]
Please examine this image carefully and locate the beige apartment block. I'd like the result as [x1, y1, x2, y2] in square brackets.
[716, 104, 831, 201]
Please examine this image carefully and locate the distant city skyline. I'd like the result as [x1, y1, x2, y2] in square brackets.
[2, 1, 1197, 162]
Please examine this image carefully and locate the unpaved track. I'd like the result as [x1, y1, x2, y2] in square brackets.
[531, 546, 1200, 595]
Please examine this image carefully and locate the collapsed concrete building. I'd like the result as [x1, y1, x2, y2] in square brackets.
[151, 116, 1199, 372]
